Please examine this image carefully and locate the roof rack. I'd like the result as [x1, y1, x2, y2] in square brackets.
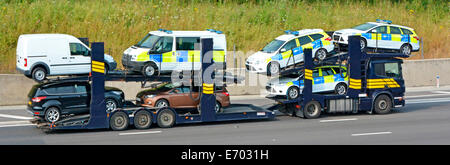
[206, 29, 223, 34]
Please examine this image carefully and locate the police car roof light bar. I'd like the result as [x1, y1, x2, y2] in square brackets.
[376, 19, 392, 24]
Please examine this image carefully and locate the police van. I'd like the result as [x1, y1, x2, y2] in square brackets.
[122, 29, 226, 76]
[245, 29, 334, 75]
[332, 19, 420, 55]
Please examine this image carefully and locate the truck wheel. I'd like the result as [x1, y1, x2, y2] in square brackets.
[287, 86, 300, 100]
[142, 63, 158, 77]
[134, 110, 152, 129]
[303, 101, 321, 119]
[157, 108, 175, 128]
[267, 62, 280, 76]
[110, 111, 129, 131]
[32, 67, 47, 82]
[373, 95, 392, 114]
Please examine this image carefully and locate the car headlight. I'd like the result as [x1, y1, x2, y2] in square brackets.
[144, 95, 156, 98]
[131, 55, 137, 61]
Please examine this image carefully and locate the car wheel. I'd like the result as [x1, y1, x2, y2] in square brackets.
[155, 99, 169, 108]
[104, 65, 109, 75]
[303, 101, 321, 119]
[32, 67, 47, 82]
[373, 95, 392, 114]
[105, 98, 118, 113]
[335, 83, 347, 95]
[400, 44, 412, 56]
[287, 86, 300, 100]
[267, 62, 280, 76]
[315, 48, 328, 61]
[360, 38, 367, 50]
[215, 101, 222, 113]
[45, 107, 60, 123]
[110, 111, 129, 131]
[134, 110, 152, 129]
[157, 108, 175, 128]
[142, 63, 157, 77]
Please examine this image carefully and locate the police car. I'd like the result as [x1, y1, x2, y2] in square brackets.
[122, 29, 226, 76]
[266, 66, 348, 99]
[246, 29, 335, 75]
[332, 19, 420, 55]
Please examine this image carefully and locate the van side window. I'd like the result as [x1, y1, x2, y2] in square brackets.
[152, 37, 173, 53]
[298, 36, 313, 45]
[70, 43, 90, 56]
[309, 34, 324, 41]
[176, 37, 200, 50]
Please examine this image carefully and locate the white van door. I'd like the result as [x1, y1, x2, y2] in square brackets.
[46, 38, 71, 75]
[68, 42, 91, 74]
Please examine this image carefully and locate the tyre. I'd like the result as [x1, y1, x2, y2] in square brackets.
[155, 99, 169, 108]
[44, 107, 61, 123]
[105, 98, 118, 113]
[334, 83, 347, 95]
[360, 38, 367, 50]
[315, 48, 328, 61]
[142, 63, 158, 77]
[157, 108, 175, 128]
[110, 111, 129, 131]
[267, 62, 280, 76]
[373, 95, 392, 114]
[32, 67, 47, 82]
[287, 86, 300, 100]
[104, 65, 109, 75]
[134, 110, 152, 129]
[303, 101, 321, 119]
[400, 44, 412, 56]
[215, 101, 222, 113]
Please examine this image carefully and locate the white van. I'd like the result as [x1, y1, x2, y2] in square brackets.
[122, 29, 226, 76]
[16, 34, 117, 81]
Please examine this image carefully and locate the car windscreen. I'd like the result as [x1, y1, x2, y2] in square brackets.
[280, 71, 303, 79]
[135, 34, 160, 48]
[352, 23, 377, 31]
[261, 39, 285, 53]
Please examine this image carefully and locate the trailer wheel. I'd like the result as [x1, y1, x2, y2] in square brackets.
[373, 95, 392, 114]
[303, 101, 321, 119]
[110, 111, 129, 131]
[157, 108, 175, 128]
[134, 110, 152, 129]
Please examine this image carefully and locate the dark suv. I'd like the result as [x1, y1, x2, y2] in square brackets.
[27, 80, 124, 122]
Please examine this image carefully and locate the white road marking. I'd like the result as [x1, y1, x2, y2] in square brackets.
[351, 132, 392, 136]
[0, 113, 33, 120]
[119, 131, 162, 136]
[0, 121, 35, 128]
[320, 118, 358, 123]
[432, 91, 450, 94]
[407, 98, 450, 104]
[406, 93, 450, 98]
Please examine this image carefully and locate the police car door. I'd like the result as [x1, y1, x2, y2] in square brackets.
[278, 39, 297, 67]
[367, 26, 388, 49]
[387, 26, 403, 50]
[175, 37, 201, 71]
[321, 67, 336, 92]
[297, 36, 313, 61]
